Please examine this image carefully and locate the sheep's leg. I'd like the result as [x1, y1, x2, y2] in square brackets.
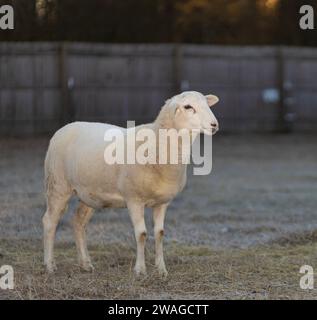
[42, 194, 70, 273]
[127, 202, 147, 275]
[153, 203, 168, 276]
[72, 201, 94, 272]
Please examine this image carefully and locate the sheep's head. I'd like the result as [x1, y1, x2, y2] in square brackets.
[168, 91, 219, 135]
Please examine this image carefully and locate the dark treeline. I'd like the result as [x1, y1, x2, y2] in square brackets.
[1, 0, 317, 46]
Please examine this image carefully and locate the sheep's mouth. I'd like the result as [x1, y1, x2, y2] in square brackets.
[203, 128, 218, 136]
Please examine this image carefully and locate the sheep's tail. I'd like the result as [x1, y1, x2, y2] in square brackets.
[44, 144, 53, 196]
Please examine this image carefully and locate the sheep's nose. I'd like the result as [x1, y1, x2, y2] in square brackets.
[211, 122, 219, 133]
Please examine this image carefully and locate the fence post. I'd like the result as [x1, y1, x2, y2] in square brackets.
[173, 44, 183, 94]
[59, 42, 73, 126]
[276, 47, 289, 133]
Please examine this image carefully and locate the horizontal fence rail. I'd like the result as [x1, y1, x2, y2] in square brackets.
[0, 43, 317, 135]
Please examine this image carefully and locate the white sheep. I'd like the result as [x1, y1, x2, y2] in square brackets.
[42, 91, 219, 275]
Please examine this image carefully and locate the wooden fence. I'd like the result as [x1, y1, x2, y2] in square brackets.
[0, 43, 317, 135]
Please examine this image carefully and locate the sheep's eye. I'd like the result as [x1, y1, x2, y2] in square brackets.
[184, 105, 195, 112]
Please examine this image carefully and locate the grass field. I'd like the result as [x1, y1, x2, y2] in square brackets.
[1, 134, 317, 299]
[1, 238, 317, 299]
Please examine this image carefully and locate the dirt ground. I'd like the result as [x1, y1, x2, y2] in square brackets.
[0, 134, 317, 299]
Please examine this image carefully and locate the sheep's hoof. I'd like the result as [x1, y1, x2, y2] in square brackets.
[45, 261, 57, 273]
[157, 266, 168, 277]
[80, 261, 95, 272]
[134, 266, 147, 277]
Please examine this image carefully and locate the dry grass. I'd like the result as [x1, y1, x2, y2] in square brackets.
[1, 134, 317, 299]
[1, 238, 317, 300]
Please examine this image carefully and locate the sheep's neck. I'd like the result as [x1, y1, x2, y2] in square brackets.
[150, 122, 198, 181]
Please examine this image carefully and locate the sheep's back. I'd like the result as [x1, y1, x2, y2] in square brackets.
[45, 122, 126, 198]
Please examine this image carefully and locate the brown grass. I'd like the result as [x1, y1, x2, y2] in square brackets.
[1, 239, 317, 300]
[1, 135, 317, 299]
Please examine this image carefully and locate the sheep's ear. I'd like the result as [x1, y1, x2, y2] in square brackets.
[206, 95, 219, 107]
